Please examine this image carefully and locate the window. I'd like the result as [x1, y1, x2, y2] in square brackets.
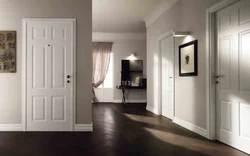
[98, 53, 113, 89]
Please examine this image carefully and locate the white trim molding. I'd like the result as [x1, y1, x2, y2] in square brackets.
[173, 118, 208, 139]
[92, 32, 146, 42]
[113, 99, 147, 103]
[146, 106, 160, 115]
[74, 124, 93, 132]
[0, 124, 22, 131]
[206, 0, 240, 140]
[157, 29, 174, 41]
[22, 19, 27, 132]
[144, 0, 179, 27]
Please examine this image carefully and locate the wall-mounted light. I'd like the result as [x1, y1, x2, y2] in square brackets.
[174, 31, 190, 37]
[127, 53, 137, 60]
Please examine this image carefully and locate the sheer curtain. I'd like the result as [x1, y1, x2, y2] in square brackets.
[92, 42, 113, 102]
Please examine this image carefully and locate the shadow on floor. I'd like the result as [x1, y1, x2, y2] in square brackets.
[92, 103, 210, 156]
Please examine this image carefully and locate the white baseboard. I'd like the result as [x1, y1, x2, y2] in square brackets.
[0, 124, 22, 131]
[173, 117, 208, 139]
[146, 106, 160, 115]
[0, 124, 94, 132]
[113, 99, 147, 103]
[74, 124, 93, 132]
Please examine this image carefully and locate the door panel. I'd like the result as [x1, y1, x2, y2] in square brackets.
[220, 100, 232, 132]
[32, 96, 46, 121]
[239, 5, 250, 25]
[52, 26, 67, 40]
[26, 20, 74, 131]
[239, 30, 250, 92]
[239, 103, 250, 139]
[216, 0, 250, 154]
[52, 96, 66, 121]
[161, 34, 174, 119]
[168, 92, 173, 110]
[219, 36, 232, 90]
[32, 45, 47, 89]
[32, 26, 48, 40]
[51, 46, 66, 89]
[218, 11, 232, 31]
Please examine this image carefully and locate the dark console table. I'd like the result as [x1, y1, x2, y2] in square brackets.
[117, 59, 146, 104]
[116, 86, 146, 104]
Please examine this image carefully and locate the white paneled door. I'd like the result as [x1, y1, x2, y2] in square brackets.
[160, 33, 174, 119]
[216, 0, 250, 154]
[25, 19, 75, 131]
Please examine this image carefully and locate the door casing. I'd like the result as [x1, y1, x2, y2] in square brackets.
[22, 18, 76, 131]
[157, 29, 175, 119]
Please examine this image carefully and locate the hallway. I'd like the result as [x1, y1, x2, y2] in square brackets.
[0, 103, 248, 156]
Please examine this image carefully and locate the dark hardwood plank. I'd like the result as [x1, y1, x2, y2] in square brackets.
[0, 103, 248, 156]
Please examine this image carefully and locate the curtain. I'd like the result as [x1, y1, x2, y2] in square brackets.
[92, 42, 113, 102]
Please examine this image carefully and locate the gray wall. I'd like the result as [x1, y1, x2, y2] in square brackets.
[113, 40, 147, 102]
[147, 0, 220, 129]
[0, 0, 92, 124]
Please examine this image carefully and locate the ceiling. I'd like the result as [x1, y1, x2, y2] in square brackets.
[93, 0, 163, 33]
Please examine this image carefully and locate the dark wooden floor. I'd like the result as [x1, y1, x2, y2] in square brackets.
[0, 103, 249, 156]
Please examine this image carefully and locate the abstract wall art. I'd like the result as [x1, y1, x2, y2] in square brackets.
[0, 31, 16, 73]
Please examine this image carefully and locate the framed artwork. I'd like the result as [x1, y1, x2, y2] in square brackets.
[129, 60, 143, 71]
[130, 72, 142, 86]
[0, 31, 16, 73]
[179, 40, 198, 77]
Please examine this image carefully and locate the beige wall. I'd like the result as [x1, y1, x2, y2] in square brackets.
[147, 0, 220, 129]
[0, 0, 92, 124]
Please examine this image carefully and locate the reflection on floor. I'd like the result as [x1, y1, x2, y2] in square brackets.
[0, 103, 248, 156]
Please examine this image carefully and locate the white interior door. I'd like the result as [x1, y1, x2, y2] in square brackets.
[26, 19, 75, 131]
[216, 0, 250, 154]
[160, 34, 174, 119]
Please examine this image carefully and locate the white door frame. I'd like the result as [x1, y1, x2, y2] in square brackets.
[157, 29, 175, 118]
[206, 0, 240, 139]
[22, 18, 76, 131]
